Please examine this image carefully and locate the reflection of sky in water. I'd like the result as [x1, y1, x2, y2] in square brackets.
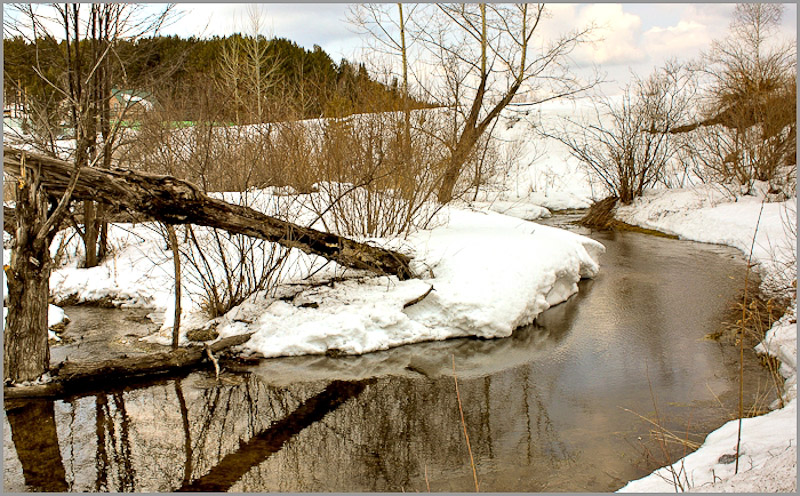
[3, 229, 774, 492]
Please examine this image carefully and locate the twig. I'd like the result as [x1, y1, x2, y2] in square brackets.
[167, 224, 181, 349]
[403, 285, 434, 308]
[452, 355, 479, 492]
[204, 345, 220, 379]
[736, 199, 765, 474]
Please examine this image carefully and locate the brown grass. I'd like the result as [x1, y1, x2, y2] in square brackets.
[578, 196, 678, 238]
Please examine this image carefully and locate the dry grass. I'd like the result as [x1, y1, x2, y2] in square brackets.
[718, 291, 788, 410]
[578, 196, 619, 229]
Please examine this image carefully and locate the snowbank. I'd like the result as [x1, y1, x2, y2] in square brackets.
[36, 200, 603, 359]
[615, 186, 797, 493]
[145, 206, 603, 357]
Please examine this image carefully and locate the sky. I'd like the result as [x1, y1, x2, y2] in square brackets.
[4, 3, 796, 95]
[155, 2, 797, 92]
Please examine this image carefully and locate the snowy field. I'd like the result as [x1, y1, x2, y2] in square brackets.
[3, 102, 796, 492]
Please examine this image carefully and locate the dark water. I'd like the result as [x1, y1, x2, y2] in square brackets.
[3, 221, 777, 492]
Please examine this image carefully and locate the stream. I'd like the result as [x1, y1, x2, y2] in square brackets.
[3, 216, 777, 492]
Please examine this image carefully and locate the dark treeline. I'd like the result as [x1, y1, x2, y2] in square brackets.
[3, 34, 430, 123]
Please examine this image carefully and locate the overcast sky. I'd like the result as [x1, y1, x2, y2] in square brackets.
[6, 3, 796, 94]
[156, 3, 796, 93]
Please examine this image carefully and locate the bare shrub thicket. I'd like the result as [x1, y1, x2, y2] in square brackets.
[547, 63, 695, 204]
[308, 109, 463, 237]
[681, 3, 796, 197]
[169, 222, 292, 320]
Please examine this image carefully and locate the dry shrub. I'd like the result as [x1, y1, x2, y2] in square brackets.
[578, 196, 619, 229]
[710, 290, 789, 410]
[305, 110, 449, 237]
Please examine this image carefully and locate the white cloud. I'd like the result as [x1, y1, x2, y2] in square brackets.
[641, 19, 714, 62]
[164, 3, 359, 56]
[565, 4, 647, 67]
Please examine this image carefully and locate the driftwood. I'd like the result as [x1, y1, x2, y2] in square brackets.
[3, 146, 415, 279]
[3, 333, 254, 399]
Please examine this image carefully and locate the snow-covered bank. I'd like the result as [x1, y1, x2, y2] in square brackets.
[26, 200, 603, 359]
[615, 186, 797, 493]
[143, 206, 604, 357]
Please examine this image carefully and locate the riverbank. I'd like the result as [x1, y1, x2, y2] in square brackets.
[3, 197, 604, 361]
[613, 185, 797, 493]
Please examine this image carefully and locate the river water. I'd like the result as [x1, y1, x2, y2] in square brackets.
[3, 219, 777, 492]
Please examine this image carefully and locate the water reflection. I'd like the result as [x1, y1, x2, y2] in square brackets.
[3, 228, 777, 492]
[5, 400, 68, 491]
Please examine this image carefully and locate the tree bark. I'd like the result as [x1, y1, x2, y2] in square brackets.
[4, 146, 415, 279]
[4, 169, 54, 383]
[167, 225, 182, 349]
[83, 200, 98, 267]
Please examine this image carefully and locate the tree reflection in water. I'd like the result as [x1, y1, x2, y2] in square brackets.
[3, 355, 577, 493]
[3, 229, 773, 493]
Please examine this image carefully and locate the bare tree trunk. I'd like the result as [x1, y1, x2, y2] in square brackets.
[83, 200, 98, 267]
[4, 174, 53, 383]
[167, 225, 182, 349]
[437, 131, 480, 204]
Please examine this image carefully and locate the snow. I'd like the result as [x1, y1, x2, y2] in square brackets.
[141, 205, 604, 357]
[3, 183, 604, 358]
[619, 399, 797, 492]
[3, 103, 795, 492]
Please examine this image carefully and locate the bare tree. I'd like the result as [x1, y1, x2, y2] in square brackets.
[348, 3, 418, 150]
[684, 3, 796, 196]
[415, 4, 596, 203]
[218, 5, 280, 124]
[547, 63, 695, 204]
[3, 3, 175, 383]
[6, 3, 176, 267]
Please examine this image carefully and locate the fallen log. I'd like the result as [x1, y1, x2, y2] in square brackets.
[3, 146, 415, 279]
[3, 333, 254, 399]
[3, 204, 145, 234]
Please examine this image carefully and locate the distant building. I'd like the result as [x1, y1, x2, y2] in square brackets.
[110, 88, 155, 119]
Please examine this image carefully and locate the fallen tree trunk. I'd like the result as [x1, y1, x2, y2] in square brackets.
[3, 146, 415, 279]
[3, 204, 145, 234]
[3, 333, 254, 399]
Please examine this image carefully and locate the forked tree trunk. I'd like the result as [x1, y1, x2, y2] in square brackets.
[4, 176, 54, 383]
